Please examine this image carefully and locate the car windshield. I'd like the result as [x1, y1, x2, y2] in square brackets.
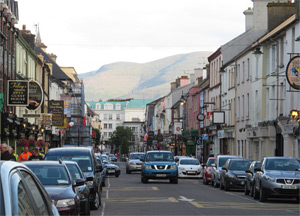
[180, 159, 200, 165]
[219, 158, 231, 167]
[228, 161, 252, 171]
[265, 159, 300, 171]
[254, 162, 261, 169]
[146, 153, 174, 162]
[102, 155, 108, 160]
[130, 154, 145, 160]
[207, 158, 215, 166]
[66, 164, 84, 180]
[110, 155, 116, 158]
[26, 165, 70, 186]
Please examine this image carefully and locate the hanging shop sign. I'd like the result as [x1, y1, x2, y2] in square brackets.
[60, 94, 72, 117]
[173, 122, 182, 135]
[286, 56, 300, 90]
[49, 100, 64, 126]
[26, 80, 43, 110]
[40, 113, 52, 126]
[7, 80, 29, 106]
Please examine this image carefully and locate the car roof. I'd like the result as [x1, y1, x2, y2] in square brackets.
[63, 161, 79, 165]
[264, 157, 295, 160]
[179, 158, 198, 161]
[217, 155, 241, 158]
[146, 151, 172, 153]
[227, 159, 252, 162]
[47, 147, 92, 153]
[23, 161, 65, 166]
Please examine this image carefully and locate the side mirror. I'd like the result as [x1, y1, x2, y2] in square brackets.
[95, 165, 103, 173]
[86, 176, 94, 181]
[175, 158, 179, 162]
[222, 167, 227, 171]
[201, 164, 206, 167]
[211, 164, 216, 167]
[245, 170, 251, 173]
[254, 167, 261, 172]
[140, 158, 144, 162]
[75, 179, 85, 186]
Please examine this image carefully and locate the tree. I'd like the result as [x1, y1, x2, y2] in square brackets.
[92, 128, 101, 146]
[109, 126, 132, 152]
[120, 136, 129, 155]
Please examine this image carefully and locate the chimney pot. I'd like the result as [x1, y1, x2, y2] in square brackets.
[22, 25, 26, 30]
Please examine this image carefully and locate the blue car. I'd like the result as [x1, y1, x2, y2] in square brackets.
[95, 153, 107, 187]
[141, 151, 178, 184]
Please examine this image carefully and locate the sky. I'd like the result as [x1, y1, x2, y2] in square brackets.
[17, 0, 253, 74]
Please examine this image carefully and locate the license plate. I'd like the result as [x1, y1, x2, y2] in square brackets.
[281, 185, 297, 189]
[108, 170, 115, 173]
[156, 174, 166, 177]
[187, 171, 195, 174]
[240, 181, 245, 185]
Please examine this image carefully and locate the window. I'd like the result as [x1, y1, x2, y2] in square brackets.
[247, 93, 249, 117]
[271, 44, 276, 72]
[266, 88, 269, 120]
[104, 114, 108, 120]
[109, 124, 112, 129]
[116, 104, 121, 110]
[104, 132, 107, 138]
[109, 132, 112, 137]
[237, 64, 240, 84]
[116, 114, 120, 120]
[242, 95, 244, 118]
[104, 124, 107, 129]
[96, 103, 101, 110]
[237, 97, 240, 119]
[131, 127, 136, 132]
[242, 61, 245, 82]
[109, 114, 112, 120]
[247, 58, 250, 79]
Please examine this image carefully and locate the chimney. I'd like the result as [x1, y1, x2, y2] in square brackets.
[197, 77, 203, 85]
[49, 53, 57, 62]
[170, 82, 176, 91]
[179, 75, 189, 87]
[243, 7, 253, 31]
[267, 1, 295, 31]
[22, 24, 26, 30]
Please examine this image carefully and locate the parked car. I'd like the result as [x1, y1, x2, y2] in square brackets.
[103, 160, 121, 177]
[101, 154, 109, 162]
[24, 160, 81, 215]
[141, 150, 178, 184]
[245, 160, 261, 196]
[45, 147, 103, 210]
[220, 159, 252, 191]
[253, 157, 300, 202]
[211, 155, 242, 187]
[175, 156, 190, 165]
[109, 154, 117, 162]
[95, 153, 107, 187]
[178, 158, 202, 178]
[202, 157, 215, 185]
[0, 161, 59, 216]
[64, 161, 91, 215]
[126, 152, 145, 174]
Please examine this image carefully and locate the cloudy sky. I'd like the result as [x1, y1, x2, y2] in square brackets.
[17, 0, 252, 74]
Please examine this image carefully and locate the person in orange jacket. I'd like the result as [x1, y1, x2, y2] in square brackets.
[19, 146, 32, 161]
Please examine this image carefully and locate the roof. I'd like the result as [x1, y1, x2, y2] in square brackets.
[86, 101, 128, 110]
[126, 99, 154, 108]
[35, 45, 71, 81]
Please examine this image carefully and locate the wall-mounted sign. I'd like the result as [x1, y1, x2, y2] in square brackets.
[60, 94, 72, 117]
[7, 80, 29, 106]
[286, 56, 300, 90]
[26, 80, 43, 110]
[40, 113, 52, 126]
[173, 122, 182, 135]
[49, 100, 64, 126]
[212, 111, 225, 124]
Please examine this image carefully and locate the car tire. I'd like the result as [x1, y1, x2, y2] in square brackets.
[210, 176, 214, 186]
[141, 175, 148, 183]
[250, 185, 254, 197]
[203, 177, 207, 185]
[90, 191, 100, 210]
[83, 197, 90, 216]
[220, 178, 224, 190]
[115, 174, 119, 177]
[170, 178, 178, 184]
[224, 181, 230, 191]
[259, 186, 267, 202]
[245, 185, 249, 195]
[253, 184, 259, 200]
[214, 180, 219, 188]
[102, 180, 106, 187]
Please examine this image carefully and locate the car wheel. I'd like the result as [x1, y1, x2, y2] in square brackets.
[259, 186, 267, 202]
[203, 177, 207, 185]
[250, 185, 254, 197]
[211, 176, 215, 186]
[84, 197, 90, 215]
[245, 184, 249, 195]
[115, 174, 119, 177]
[220, 178, 224, 190]
[141, 175, 148, 183]
[90, 191, 100, 210]
[214, 179, 219, 188]
[224, 180, 230, 191]
[102, 180, 106, 187]
[170, 178, 178, 184]
[253, 184, 259, 200]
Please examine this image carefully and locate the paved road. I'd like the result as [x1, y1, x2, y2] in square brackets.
[92, 162, 300, 216]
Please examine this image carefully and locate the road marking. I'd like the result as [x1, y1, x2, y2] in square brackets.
[108, 176, 111, 188]
[105, 197, 178, 203]
[152, 186, 159, 191]
[105, 187, 158, 191]
[106, 190, 109, 199]
[101, 202, 106, 216]
[168, 197, 179, 203]
[190, 201, 204, 208]
[178, 196, 194, 202]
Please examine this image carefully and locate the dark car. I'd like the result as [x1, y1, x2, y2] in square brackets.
[220, 159, 252, 191]
[24, 160, 81, 215]
[45, 147, 103, 210]
[0, 161, 59, 216]
[104, 160, 121, 177]
[244, 160, 261, 196]
[202, 157, 215, 185]
[95, 153, 107, 186]
[109, 154, 117, 162]
[65, 161, 91, 215]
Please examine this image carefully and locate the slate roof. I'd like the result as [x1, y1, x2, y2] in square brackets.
[35, 45, 71, 80]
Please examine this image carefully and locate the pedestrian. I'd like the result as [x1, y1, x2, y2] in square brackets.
[39, 147, 45, 159]
[29, 147, 44, 161]
[0, 143, 16, 161]
[8, 146, 18, 160]
[19, 146, 32, 161]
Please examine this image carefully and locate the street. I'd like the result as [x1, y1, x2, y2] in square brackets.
[93, 162, 300, 216]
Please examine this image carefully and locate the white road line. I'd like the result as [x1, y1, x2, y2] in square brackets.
[286, 209, 300, 215]
[101, 202, 106, 216]
[106, 190, 109, 199]
[108, 176, 111, 188]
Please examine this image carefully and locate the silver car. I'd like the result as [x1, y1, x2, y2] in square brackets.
[253, 157, 300, 202]
[0, 161, 59, 216]
[211, 155, 242, 187]
[126, 152, 145, 174]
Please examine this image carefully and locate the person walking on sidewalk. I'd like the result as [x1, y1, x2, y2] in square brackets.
[29, 147, 44, 161]
[9, 146, 18, 160]
[19, 146, 32, 161]
[0, 143, 16, 161]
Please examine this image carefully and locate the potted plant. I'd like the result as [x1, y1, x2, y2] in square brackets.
[37, 140, 45, 148]
[17, 138, 29, 147]
[28, 139, 36, 147]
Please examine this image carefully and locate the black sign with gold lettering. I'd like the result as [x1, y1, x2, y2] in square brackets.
[26, 80, 43, 110]
[8, 80, 29, 106]
[49, 100, 64, 126]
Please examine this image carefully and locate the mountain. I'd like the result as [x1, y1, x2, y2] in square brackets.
[80, 51, 212, 101]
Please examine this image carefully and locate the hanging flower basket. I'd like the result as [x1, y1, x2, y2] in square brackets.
[28, 139, 36, 147]
[37, 140, 45, 148]
[17, 138, 29, 147]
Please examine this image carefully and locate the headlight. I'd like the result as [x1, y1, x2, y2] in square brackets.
[129, 162, 135, 165]
[263, 175, 275, 182]
[56, 199, 75, 208]
[227, 173, 236, 178]
[170, 165, 177, 169]
[145, 165, 152, 169]
[86, 181, 93, 187]
[206, 170, 211, 174]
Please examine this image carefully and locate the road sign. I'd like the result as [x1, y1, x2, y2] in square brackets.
[202, 134, 208, 140]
